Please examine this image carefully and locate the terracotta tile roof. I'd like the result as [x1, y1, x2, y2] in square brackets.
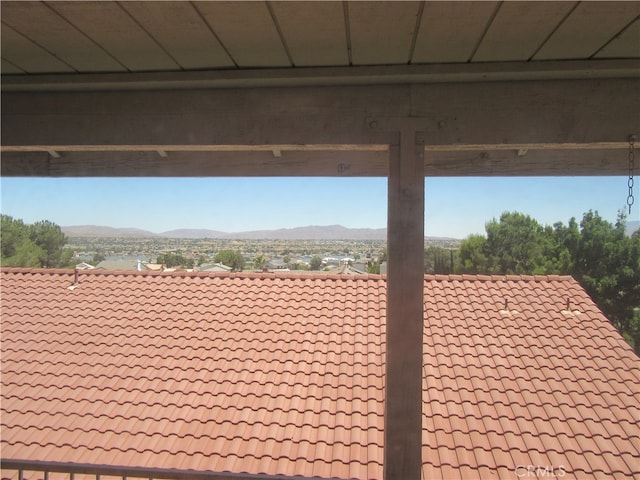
[1, 268, 639, 480]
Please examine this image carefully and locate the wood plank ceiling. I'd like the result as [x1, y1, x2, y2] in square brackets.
[1, 1, 638, 75]
[1, 1, 639, 178]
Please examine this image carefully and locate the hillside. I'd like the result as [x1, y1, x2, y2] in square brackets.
[160, 229, 228, 239]
[227, 225, 387, 241]
[63, 224, 387, 240]
[60, 224, 455, 241]
[62, 225, 157, 237]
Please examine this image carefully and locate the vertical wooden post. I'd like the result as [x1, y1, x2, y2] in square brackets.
[385, 129, 424, 480]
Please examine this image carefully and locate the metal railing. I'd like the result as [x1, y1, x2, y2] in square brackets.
[0, 460, 336, 480]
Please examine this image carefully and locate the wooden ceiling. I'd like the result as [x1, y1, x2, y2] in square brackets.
[1, 2, 639, 178]
[2, 1, 638, 76]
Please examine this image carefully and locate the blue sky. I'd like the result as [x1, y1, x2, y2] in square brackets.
[1, 177, 637, 239]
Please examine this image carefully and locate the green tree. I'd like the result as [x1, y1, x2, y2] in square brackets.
[484, 212, 552, 274]
[29, 220, 69, 268]
[457, 234, 489, 274]
[367, 259, 381, 274]
[458, 211, 568, 275]
[309, 256, 323, 270]
[214, 250, 245, 271]
[425, 246, 455, 274]
[253, 255, 267, 270]
[569, 211, 640, 350]
[365, 249, 387, 274]
[2, 239, 44, 268]
[548, 220, 578, 273]
[157, 252, 194, 269]
[1, 216, 33, 260]
[1, 215, 72, 268]
[92, 251, 107, 265]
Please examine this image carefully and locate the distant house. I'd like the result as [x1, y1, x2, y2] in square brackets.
[197, 262, 233, 273]
[142, 263, 163, 272]
[1, 268, 639, 479]
[326, 263, 366, 275]
[268, 267, 291, 273]
[265, 258, 287, 270]
[74, 262, 95, 270]
[95, 259, 139, 270]
[94, 258, 168, 271]
[321, 256, 355, 266]
[352, 261, 368, 272]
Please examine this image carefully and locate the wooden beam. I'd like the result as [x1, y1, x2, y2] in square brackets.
[410, 78, 640, 147]
[0, 150, 389, 177]
[2, 147, 636, 178]
[385, 130, 424, 480]
[424, 148, 638, 176]
[0, 85, 406, 147]
[2, 60, 638, 92]
[0, 144, 390, 153]
[2, 77, 637, 176]
[425, 142, 633, 151]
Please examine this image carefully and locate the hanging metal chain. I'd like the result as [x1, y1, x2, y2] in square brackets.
[628, 135, 636, 215]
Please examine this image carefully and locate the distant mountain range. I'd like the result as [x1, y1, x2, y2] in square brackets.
[157, 225, 390, 240]
[62, 225, 158, 237]
[62, 224, 459, 241]
[62, 224, 388, 240]
[62, 221, 640, 241]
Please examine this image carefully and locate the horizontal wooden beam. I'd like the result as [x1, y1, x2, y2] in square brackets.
[0, 85, 405, 147]
[410, 79, 639, 148]
[424, 148, 637, 177]
[2, 60, 638, 92]
[1, 144, 390, 153]
[0, 150, 389, 177]
[425, 142, 633, 152]
[2, 77, 638, 177]
[3, 147, 635, 178]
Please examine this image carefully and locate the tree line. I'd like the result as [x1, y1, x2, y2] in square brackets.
[425, 211, 640, 352]
[1, 215, 73, 268]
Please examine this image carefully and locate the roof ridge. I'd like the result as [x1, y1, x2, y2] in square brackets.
[0, 267, 75, 275]
[424, 273, 575, 282]
[0, 267, 384, 281]
[1, 267, 574, 283]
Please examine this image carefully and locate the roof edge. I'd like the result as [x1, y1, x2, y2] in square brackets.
[0, 267, 383, 281]
[427, 273, 575, 282]
[0, 267, 575, 283]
